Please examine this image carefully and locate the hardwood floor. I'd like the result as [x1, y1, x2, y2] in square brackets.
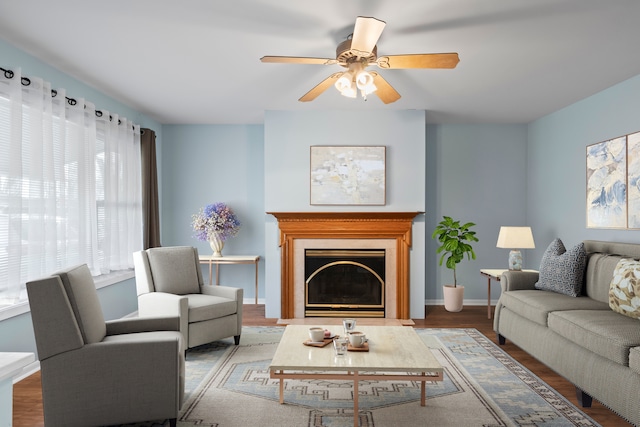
[13, 305, 631, 426]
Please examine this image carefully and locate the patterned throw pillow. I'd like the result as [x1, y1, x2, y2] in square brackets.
[609, 258, 640, 319]
[534, 238, 586, 297]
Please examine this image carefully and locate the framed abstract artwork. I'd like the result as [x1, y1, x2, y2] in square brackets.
[310, 146, 386, 205]
[627, 132, 640, 228]
[586, 131, 640, 229]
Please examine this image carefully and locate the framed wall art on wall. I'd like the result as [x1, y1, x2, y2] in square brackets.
[586, 131, 640, 229]
[627, 131, 640, 228]
[310, 145, 386, 206]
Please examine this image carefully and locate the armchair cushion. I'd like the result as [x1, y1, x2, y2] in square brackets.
[26, 276, 84, 360]
[56, 264, 107, 344]
[146, 246, 200, 295]
[187, 294, 238, 322]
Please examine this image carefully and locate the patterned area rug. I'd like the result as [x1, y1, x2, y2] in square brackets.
[133, 327, 601, 427]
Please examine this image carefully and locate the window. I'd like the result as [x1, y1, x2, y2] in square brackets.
[0, 68, 142, 310]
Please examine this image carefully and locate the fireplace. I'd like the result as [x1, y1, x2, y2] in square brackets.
[305, 249, 385, 317]
[268, 212, 421, 319]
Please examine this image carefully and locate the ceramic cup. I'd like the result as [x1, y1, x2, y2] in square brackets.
[349, 331, 366, 348]
[309, 327, 325, 342]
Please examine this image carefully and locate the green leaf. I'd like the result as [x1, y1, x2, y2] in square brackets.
[431, 215, 479, 276]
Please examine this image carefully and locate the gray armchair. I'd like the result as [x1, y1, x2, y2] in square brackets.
[26, 264, 184, 427]
[133, 246, 243, 349]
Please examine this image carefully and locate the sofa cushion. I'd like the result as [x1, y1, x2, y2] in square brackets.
[630, 347, 640, 375]
[585, 252, 626, 303]
[548, 310, 640, 365]
[186, 294, 237, 323]
[609, 258, 640, 319]
[499, 290, 609, 326]
[146, 247, 200, 295]
[535, 239, 586, 297]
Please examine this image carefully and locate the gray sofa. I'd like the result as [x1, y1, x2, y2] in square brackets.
[494, 240, 640, 426]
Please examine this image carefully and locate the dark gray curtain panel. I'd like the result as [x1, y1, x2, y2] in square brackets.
[140, 128, 161, 248]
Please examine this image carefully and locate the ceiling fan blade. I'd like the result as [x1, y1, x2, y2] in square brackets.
[350, 16, 386, 56]
[377, 53, 460, 69]
[370, 72, 401, 104]
[261, 56, 337, 65]
[299, 72, 343, 102]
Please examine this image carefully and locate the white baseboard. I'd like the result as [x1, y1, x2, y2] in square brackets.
[13, 360, 40, 384]
[425, 299, 497, 306]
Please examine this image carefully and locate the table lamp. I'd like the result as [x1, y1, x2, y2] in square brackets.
[496, 226, 535, 271]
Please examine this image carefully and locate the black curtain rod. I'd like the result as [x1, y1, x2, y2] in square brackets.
[1, 65, 133, 127]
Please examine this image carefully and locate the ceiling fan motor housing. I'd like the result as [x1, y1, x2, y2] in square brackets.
[336, 39, 377, 67]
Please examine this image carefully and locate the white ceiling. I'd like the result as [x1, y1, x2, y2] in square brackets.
[1, 0, 640, 125]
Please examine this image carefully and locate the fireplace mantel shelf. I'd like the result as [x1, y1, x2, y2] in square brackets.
[267, 212, 424, 221]
[268, 211, 423, 320]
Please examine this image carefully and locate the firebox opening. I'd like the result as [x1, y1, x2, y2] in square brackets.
[305, 249, 385, 317]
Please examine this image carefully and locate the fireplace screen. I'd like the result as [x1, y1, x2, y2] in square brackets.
[305, 249, 385, 317]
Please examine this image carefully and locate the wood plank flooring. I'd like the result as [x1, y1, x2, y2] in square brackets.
[13, 305, 631, 426]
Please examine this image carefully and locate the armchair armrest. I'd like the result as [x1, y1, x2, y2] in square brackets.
[501, 271, 539, 292]
[137, 292, 188, 317]
[137, 292, 189, 345]
[106, 316, 180, 336]
[201, 285, 243, 333]
[201, 284, 243, 301]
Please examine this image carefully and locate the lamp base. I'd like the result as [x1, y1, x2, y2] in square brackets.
[508, 249, 523, 271]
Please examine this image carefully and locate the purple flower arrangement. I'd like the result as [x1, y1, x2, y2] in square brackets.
[191, 202, 241, 242]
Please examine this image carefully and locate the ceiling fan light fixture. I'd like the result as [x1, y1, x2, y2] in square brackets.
[355, 70, 377, 97]
[335, 72, 357, 98]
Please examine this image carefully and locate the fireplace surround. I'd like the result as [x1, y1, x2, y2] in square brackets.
[268, 212, 421, 319]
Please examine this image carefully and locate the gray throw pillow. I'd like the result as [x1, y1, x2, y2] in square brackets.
[535, 238, 586, 297]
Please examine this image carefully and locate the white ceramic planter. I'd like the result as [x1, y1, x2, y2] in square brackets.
[443, 284, 464, 312]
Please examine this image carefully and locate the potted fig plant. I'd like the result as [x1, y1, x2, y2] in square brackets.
[431, 216, 479, 312]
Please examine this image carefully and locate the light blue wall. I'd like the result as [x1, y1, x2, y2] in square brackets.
[263, 110, 427, 318]
[4, 34, 640, 353]
[528, 74, 640, 262]
[0, 38, 161, 354]
[160, 125, 265, 300]
[426, 124, 529, 303]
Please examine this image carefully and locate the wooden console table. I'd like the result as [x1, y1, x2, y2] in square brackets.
[199, 255, 260, 304]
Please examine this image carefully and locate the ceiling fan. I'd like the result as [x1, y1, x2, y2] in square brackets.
[260, 16, 459, 104]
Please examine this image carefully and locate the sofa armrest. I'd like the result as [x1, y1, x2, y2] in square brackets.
[106, 316, 180, 335]
[500, 271, 539, 291]
[201, 284, 243, 301]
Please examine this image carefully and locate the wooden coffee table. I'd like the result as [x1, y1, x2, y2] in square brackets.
[269, 325, 443, 427]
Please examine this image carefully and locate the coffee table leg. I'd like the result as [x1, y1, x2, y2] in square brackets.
[279, 371, 284, 404]
[353, 372, 359, 427]
[420, 374, 426, 406]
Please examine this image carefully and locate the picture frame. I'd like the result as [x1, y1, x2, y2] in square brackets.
[310, 145, 386, 206]
[586, 131, 640, 229]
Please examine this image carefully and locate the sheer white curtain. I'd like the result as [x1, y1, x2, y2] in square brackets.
[0, 68, 142, 306]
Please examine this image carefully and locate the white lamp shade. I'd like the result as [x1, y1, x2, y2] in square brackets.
[496, 226, 535, 249]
